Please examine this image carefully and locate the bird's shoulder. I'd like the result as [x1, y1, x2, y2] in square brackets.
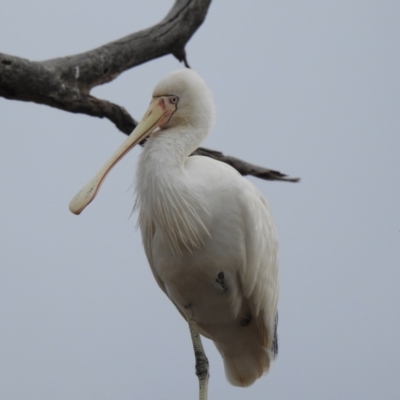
[185, 155, 247, 193]
[185, 155, 274, 215]
[186, 155, 240, 176]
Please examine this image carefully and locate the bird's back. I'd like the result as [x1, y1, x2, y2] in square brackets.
[192, 156, 279, 386]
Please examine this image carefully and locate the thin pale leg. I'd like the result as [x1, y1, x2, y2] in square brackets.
[185, 307, 209, 400]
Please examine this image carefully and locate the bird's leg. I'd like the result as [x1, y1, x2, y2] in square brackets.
[185, 306, 209, 400]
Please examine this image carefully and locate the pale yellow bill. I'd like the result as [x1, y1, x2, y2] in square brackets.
[69, 102, 165, 215]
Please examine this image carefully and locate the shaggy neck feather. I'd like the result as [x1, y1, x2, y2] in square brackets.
[135, 125, 210, 255]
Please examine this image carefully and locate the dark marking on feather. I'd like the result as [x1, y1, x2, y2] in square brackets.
[215, 271, 229, 291]
[239, 311, 253, 327]
[272, 312, 278, 357]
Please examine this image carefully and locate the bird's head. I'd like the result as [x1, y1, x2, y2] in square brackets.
[152, 69, 215, 132]
[69, 69, 215, 215]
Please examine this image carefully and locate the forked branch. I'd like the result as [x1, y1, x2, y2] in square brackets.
[0, 0, 299, 182]
[0, 0, 210, 132]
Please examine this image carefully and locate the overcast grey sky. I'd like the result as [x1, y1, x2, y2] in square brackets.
[1, 1, 400, 399]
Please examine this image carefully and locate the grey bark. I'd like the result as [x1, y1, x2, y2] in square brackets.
[0, 0, 299, 183]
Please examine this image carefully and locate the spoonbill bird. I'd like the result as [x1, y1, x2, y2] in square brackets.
[69, 69, 279, 400]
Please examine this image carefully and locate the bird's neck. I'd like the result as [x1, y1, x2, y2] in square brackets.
[135, 126, 210, 255]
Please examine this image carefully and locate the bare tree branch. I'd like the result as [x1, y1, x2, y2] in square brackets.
[0, 0, 299, 183]
[0, 0, 211, 133]
[192, 148, 300, 182]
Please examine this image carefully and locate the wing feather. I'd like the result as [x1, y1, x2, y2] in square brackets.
[237, 180, 279, 349]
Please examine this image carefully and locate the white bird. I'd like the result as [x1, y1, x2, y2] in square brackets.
[69, 69, 279, 400]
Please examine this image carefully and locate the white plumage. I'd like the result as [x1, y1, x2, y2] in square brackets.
[70, 69, 279, 396]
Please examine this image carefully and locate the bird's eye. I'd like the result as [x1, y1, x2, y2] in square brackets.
[169, 96, 179, 104]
